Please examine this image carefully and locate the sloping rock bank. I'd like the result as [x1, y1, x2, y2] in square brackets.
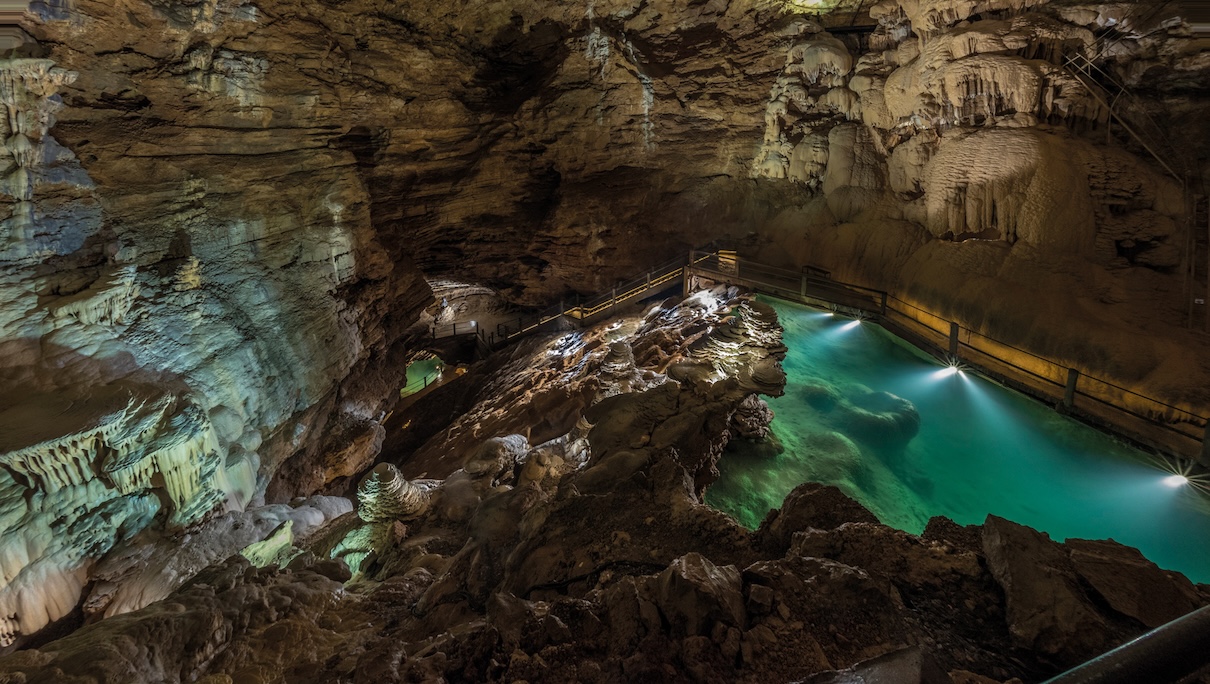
[0, 481, 1203, 683]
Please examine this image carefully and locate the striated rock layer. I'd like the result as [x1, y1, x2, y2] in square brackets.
[0, 0, 1208, 660]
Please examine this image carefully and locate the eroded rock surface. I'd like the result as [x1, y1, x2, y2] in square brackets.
[2, 292, 1207, 683]
[1, 0, 1208, 672]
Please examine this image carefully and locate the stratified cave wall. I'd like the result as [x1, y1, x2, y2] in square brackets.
[0, 0, 442, 644]
[1, 0, 1208, 652]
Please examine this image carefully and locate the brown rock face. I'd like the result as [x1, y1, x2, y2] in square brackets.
[3, 0, 1210, 669]
[757, 482, 882, 554]
[1064, 537, 1203, 630]
[981, 516, 1128, 666]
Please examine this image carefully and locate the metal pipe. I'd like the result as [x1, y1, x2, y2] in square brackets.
[1043, 605, 1210, 684]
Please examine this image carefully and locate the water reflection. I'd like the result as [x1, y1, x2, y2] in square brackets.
[706, 297, 1210, 583]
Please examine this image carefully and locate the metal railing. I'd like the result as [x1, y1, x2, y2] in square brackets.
[432, 321, 482, 340]
[495, 254, 702, 342]
[687, 254, 1210, 462]
[431, 321, 493, 360]
[400, 368, 442, 396]
[1063, 52, 1187, 183]
[1043, 604, 1210, 683]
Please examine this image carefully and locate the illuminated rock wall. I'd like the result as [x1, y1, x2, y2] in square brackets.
[0, 0, 1206, 650]
[0, 3, 432, 645]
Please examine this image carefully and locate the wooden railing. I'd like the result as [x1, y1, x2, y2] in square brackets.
[430, 248, 1208, 463]
[494, 254, 709, 343]
[687, 253, 1210, 464]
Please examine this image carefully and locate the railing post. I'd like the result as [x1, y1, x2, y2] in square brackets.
[611, 286, 617, 308]
[1060, 368, 1080, 413]
[800, 275, 807, 297]
[948, 322, 960, 357]
[880, 292, 888, 316]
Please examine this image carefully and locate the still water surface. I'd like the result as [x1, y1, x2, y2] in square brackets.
[706, 297, 1210, 583]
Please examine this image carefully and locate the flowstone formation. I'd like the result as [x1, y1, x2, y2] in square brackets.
[745, 0, 1209, 406]
[0, 295, 1207, 682]
[753, 0, 1179, 252]
[0, 0, 1207, 668]
[0, 385, 261, 646]
[0, 0, 430, 647]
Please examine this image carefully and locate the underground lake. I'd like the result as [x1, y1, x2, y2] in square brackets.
[706, 297, 1210, 584]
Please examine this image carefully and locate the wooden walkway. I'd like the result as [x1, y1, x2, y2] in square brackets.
[423, 248, 1207, 464]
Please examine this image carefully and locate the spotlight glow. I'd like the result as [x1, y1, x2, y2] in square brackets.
[1164, 474, 1189, 488]
[840, 320, 861, 331]
[932, 359, 967, 380]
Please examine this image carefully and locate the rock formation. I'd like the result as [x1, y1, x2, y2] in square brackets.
[356, 463, 430, 523]
[0, 0, 1207, 678]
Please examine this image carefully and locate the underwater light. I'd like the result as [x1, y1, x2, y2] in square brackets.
[840, 320, 862, 330]
[1164, 474, 1189, 487]
[932, 358, 967, 379]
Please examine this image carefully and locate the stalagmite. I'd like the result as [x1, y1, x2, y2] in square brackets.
[356, 463, 430, 523]
[754, 29, 858, 183]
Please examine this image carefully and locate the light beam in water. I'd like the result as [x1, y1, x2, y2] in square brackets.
[931, 357, 967, 380]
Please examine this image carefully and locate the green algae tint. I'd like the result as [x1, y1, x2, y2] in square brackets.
[400, 358, 444, 397]
[706, 297, 1210, 584]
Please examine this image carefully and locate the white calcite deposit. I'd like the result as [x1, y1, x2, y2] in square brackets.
[0, 0, 1205, 668]
[0, 387, 256, 645]
[356, 462, 430, 523]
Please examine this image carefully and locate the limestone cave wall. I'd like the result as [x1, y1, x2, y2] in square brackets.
[0, 0, 1208, 659]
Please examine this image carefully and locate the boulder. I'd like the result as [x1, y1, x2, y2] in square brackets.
[757, 483, 880, 553]
[981, 516, 1115, 664]
[654, 553, 746, 637]
[1065, 538, 1203, 629]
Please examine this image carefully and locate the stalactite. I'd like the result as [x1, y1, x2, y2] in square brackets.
[47, 266, 141, 327]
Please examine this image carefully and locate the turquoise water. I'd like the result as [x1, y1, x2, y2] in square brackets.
[706, 298, 1210, 583]
[400, 358, 444, 397]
